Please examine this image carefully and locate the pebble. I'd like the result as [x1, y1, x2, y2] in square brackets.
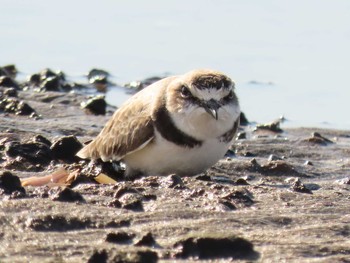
[174, 235, 256, 259]
[134, 232, 157, 247]
[49, 187, 85, 202]
[0, 76, 20, 89]
[0, 171, 25, 195]
[50, 135, 83, 162]
[81, 95, 107, 115]
[105, 231, 135, 244]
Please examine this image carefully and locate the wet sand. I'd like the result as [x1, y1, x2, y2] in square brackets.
[1, 82, 350, 262]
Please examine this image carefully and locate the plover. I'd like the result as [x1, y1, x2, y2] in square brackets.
[77, 69, 240, 177]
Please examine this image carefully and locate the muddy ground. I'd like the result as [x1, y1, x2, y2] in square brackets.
[1, 85, 350, 262]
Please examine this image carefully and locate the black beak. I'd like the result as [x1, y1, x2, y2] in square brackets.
[203, 99, 220, 120]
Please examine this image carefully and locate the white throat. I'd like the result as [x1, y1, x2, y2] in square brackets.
[171, 103, 240, 141]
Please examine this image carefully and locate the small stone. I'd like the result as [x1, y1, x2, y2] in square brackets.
[105, 199, 122, 208]
[303, 132, 334, 145]
[195, 174, 212, 181]
[49, 187, 85, 202]
[28, 73, 41, 86]
[50, 135, 83, 162]
[3, 88, 17, 97]
[119, 193, 143, 211]
[0, 76, 19, 89]
[105, 231, 134, 244]
[174, 235, 257, 259]
[134, 232, 157, 247]
[5, 141, 52, 165]
[291, 180, 312, 194]
[0, 98, 37, 116]
[81, 95, 107, 115]
[87, 250, 108, 263]
[2, 65, 17, 78]
[0, 171, 25, 195]
[235, 178, 249, 185]
[160, 174, 184, 188]
[32, 135, 52, 147]
[254, 119, 283, 133]
[108, 250, 158, 263]
[40, 76, 60, 91]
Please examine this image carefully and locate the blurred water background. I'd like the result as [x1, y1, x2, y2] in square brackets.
[1, 0, 349, 129]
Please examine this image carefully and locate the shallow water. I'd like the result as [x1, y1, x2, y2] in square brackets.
[1, 0, 350, 129]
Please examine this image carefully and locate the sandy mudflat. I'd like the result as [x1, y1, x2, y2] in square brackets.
[1, 88, 350, 263]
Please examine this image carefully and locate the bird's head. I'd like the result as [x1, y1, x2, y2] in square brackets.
[166, 69, 240, 138]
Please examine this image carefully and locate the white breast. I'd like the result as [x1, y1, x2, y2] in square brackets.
[123, 130, 230, 177]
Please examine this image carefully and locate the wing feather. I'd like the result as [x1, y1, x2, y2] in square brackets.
[77, 93, 154, 162]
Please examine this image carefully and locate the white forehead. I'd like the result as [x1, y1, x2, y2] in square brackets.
[190, 85, 232, 101]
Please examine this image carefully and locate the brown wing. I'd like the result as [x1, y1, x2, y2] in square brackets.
[77, 94, 154, 162]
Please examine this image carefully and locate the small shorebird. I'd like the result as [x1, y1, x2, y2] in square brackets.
[77, 69, 240, 178]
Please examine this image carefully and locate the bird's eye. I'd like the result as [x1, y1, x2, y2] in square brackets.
[226, 91, 234, 99]
[180, 86, 191, 98]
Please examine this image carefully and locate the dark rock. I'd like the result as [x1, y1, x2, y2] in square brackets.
[89, 75, 108, 92]
[303, 132, 334, 145]
[81, 95, 107, 115]
[239, 112, 249, 126]
[195, 174, 212, 181]
[0, 98, 38, 116]
[221, 190, 254, 207]
[32, 135, 52, 147]
[3, 88, 18, 97]
[2, 65, 17, 79]
[134, 232, 157, 247]
[0, 171, 25, 194]
[50, 135, 83, 162]
[26, 215, 92, 231]
[40, 76, 61, 91]
[0, 76, 19, 89]
[114, 185, 141, 198]
[87, 68, 110, 80]
[238, 151, 255, 157]
[261, 160, 301, 176]
[0, 67, 9, 77]
[254, 119, 283, 133]
[119, 193, 143, 211]
[40, 68, 59, 81]
[218, 200, 237, 210]
[235, 178, 250, 185]
[49, 187, 85, 202]
[174, 235, 258, 259]
[291, 180, 313, 194]
[28, 73, 41, 86]
[224, 149, 235, 158]
[105, 198, 122, 208]
[87, 249, 108, 263]
[105, 231, 135, 244]
[104, 219, 131, 228]
[108, 250, 158, 263]
[5, 141, 52, 165]
[160, 174, 184, 188]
